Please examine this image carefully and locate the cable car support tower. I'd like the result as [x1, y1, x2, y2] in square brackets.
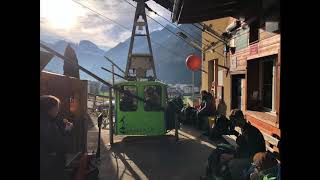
[125, 0, 157, 81]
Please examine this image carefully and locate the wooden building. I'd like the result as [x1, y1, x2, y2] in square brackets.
[155, 0, 281, 153]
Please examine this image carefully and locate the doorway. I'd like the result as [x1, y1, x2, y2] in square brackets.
[231, 74, 245, 110]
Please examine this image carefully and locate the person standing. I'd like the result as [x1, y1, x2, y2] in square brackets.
[197, 90, 212, 130]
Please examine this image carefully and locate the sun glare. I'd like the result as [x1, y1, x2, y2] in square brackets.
[41, 0, 85, 29]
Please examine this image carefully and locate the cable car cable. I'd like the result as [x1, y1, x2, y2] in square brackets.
[72, 0, 198, 61]
[121, 0, 208, 50]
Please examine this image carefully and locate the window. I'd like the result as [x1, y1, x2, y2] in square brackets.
[120, 85, 138, 111]
[262, 60, 273, 109]
[235, 28, 249, 50]
[249, 19, 259, 44]
[247, 55, 276, 112]
[144, 85, 162, 111]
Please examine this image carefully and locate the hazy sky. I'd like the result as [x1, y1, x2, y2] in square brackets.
[40, 0, 173, 51]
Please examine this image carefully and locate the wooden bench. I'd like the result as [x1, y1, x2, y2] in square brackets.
[261, 132, 280, 158]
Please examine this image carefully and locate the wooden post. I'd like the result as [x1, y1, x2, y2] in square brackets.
[93, 95, 96, 111]
[214, 59, 218, 99]
[192, 71, 195, 106]
[109, 85, 113, 145]
[276, 49, 281, 126]
[112, 65, 115, 88]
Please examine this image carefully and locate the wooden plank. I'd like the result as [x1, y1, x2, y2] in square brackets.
[276, 49, 281, 124]
[214, 59, 218, 99]
[262, 131, 279, 146]
[246, 113, 280, 137]
[246, 110, 278, 128]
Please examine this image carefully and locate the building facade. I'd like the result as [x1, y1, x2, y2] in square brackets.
[201, 5, 280, 139]
[201, 17, 235, 116]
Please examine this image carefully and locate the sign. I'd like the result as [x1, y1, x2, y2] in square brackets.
[250, 43, 259, 55]
[186, 54, 201, 71]
[231, 56, 237, 69]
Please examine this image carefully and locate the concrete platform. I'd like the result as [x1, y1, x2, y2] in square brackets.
[87, 117, 223, 180]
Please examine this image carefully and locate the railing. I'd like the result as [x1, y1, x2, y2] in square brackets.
[87, 93, 114, 111]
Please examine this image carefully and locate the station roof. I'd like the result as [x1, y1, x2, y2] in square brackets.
[153, 0, 278, 24]
[152, 0, 174, 12]
[171, 0, 244, 23]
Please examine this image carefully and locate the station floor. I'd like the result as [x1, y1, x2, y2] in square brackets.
[87, 116, 225, 180]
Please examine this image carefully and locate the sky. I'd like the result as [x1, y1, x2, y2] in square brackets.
[40, 0, 173, 51]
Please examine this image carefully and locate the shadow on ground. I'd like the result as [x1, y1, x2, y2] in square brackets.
[87, 114, 219, 180]
[107, 135, 214, 180]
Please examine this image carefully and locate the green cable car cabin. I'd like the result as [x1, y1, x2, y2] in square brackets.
[114, 81, 178, 136]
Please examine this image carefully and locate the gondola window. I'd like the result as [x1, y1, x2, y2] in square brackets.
[120, 86, 138, 111]
[144, 85, 162, 111]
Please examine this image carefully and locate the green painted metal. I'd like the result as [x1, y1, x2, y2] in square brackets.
[115, 81, 168, 136]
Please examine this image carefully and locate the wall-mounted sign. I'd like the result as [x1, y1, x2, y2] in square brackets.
[250, 43, 259, 55]
[231, 56, 237, 69]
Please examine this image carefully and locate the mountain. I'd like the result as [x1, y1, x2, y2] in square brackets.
[44, 40, 110, 81]
[43, 24, 202, 86]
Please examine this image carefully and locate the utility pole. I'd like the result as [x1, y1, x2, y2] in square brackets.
[112, 65, 115, 87]
[192, 71, 195, 106]
[109, 82, 113, 145]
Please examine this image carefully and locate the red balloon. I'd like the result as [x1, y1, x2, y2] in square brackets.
[186, 54, 201, 71]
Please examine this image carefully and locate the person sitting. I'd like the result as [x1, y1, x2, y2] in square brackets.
[208, 97, 228, 139]
[204, 109, 266, 180]
[217, 98, 227, 116]
[40, 95, 73, 180]
[246, 152, 279, 180]
[209, 114, 229, 140]
[144, 87, 161, 111]
[120, 90, 135, 111]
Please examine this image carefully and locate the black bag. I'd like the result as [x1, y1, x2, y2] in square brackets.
[205, 144, 235, 180]
[210, 115, 230, 139]
[183, 106, 197, 125]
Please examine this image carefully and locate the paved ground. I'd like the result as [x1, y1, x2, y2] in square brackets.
[87, 115, 225, 180]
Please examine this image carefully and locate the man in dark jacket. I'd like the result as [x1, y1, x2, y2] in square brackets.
[205, 109, 266, 179]
[220, 109, 266, 179]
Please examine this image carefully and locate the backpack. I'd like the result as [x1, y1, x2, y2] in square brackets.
[210, 115, 230, 139]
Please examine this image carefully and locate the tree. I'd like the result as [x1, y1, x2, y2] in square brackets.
[63, 43, 80, 78]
